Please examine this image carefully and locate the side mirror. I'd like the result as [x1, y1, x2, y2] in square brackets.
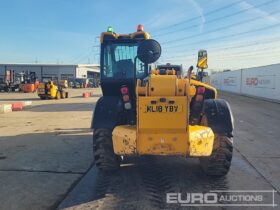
[137, 39, 161, 64]
[197, 49, 208, 69]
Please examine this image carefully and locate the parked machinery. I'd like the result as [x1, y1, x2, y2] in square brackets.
[37, 80, 68, 100]
[20, 71, 38, 93]
[0, 70, 20, 92]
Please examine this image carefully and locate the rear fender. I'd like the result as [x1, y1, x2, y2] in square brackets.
[91, 96, 123, 130]
[203, 99, 234, 136]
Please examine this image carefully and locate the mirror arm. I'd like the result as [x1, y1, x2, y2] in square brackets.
[200, 68, 204, 82]
[187, 66, 194, 79]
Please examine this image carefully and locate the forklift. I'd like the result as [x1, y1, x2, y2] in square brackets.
[37, 78, 68, 100]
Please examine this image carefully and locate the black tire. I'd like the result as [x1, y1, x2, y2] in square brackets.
[56, 91, 61, 99]
[93, 129, 120, 172]
[61, 91, 66, 99]
[200, 135, 233, 177]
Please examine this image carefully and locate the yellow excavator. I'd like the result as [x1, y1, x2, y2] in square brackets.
[91, 25, 234, 177]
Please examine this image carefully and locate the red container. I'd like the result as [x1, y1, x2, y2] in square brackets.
[23, 84, 35, 93]
[82, 92, 89, 98]
[12, 102, 23, 111]
[34, 81, 39, 90]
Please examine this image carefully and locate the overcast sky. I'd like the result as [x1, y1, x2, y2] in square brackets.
[0, 0, 280, 71]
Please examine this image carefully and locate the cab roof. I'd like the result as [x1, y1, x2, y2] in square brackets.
[100, 31, 150, 43]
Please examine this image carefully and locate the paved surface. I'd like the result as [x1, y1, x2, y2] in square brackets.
[0, 88, 101, 210]
[1, 90, 279, 210]
[58, 91, 280, 210]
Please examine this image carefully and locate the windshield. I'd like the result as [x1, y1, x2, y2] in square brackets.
[157, 65, 182, 75]
[102, 42, 147, 79]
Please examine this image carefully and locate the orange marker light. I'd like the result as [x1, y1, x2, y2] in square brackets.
[137, 24, 144, 32]
[123, 95, 130, 102]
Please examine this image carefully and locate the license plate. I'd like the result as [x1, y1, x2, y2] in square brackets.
[145, 105, 182, 113]
[38, 88, 45, 92]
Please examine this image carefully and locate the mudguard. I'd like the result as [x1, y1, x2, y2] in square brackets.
[203, 99, 234, 135]
[91, 96, 123, 130]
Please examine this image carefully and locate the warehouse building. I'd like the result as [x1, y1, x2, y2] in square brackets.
[0, 63, 100, 81]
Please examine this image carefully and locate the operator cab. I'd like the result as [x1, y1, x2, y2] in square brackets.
[100, 25, 150, 96]
[156, 63, 183, 76]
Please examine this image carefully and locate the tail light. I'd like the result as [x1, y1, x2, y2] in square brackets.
[120, 85, 132, 110]
[195, 86, 205, 102]
[197, 86, 205, 94]
[121, 86, 128, 95]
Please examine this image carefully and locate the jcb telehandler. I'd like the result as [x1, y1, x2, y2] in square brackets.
[91, 25, 234, 176]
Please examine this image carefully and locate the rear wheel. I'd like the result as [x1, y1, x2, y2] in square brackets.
[56, 91, 61, 99]
[200, 135, 233, 177]
[93, 129, 120, 171]
[61, 91, 66, 99]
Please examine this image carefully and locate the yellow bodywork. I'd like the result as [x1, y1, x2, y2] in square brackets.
[197, 56, 208, 69]
[112, 74, 215, 157]
[191, 79, 218, 98]
[112, 125, 214, 156]
[37, 81, 58, 99]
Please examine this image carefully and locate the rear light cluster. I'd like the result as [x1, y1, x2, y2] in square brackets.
[195, 86, 205, 101]
[120, 85, 132, 110]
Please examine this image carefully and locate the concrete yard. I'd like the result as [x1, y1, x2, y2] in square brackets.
[0, 89, 280, 210]
[0, 88, 101, 210]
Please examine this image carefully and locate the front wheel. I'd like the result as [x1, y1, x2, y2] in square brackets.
[93, 129, 120, 172]
[199, 135, 233, 177]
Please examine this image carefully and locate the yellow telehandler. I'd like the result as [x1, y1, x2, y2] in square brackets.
[91, 25, 234, 177]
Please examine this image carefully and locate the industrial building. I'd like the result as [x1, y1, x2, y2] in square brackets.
[0, 63, 100, 81]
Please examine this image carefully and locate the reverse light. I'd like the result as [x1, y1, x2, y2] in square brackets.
[124, 102, 132, 110]
[137, 24, 144, 32]
[107, 26, 113, 33]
